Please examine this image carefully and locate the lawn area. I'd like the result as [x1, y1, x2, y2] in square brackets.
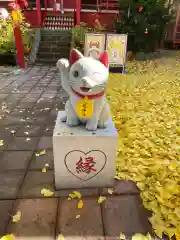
[107, 51, 180, 238]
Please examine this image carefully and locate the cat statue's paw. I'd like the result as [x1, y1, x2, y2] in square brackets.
[56, 58, 69, 71]
[66, 117, 79, 127]
[86, 121, 98, 131]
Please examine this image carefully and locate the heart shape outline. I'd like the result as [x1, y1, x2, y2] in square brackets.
[64, 150, 107, 181]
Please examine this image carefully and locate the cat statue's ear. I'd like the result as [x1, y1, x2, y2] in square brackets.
[99, 51, 108, 68]
[69, 48, 84, 65]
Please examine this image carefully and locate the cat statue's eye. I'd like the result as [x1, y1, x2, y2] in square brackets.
[73, 70, 79, 78]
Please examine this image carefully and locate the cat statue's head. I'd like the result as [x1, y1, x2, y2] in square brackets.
[68, 49, 109, 96]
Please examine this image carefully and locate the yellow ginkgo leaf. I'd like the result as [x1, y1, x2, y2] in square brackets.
[0, 234, 15, 240]
[41, 188, 54, 197]
[36, 149, 47, 156]
[57, 233, 65, 240]
[73, 191, 81, 199]
[0, 140, 4, 147]
[12, 210, 21, 223]
[119, 232, 126, 240]
[77, 199, 83, 209]
[146, 233, 152, 240]
[131, 233, 148, 240]
[97, 196, 106, 204]
[68, 193, 76, 200]
[42, 167, 47, 173]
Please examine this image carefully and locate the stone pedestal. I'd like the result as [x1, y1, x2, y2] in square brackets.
[53, 111, 118, 190]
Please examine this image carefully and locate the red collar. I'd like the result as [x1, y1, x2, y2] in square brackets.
[72, 88, 105, 99]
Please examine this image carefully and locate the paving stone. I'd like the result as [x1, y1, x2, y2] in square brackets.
[35, 101, 53, 109]
[7, 198, 58, 239]
[20, 97, 38, 103]
[102, 195, 152, 238]
[38, 136, 53, 149]
[0, 171, 25, 199]
[16, 125, 42, 137]
[41, 125, 54, 136]
[1, 116, 32, 125]
[100, 180, 139, 195]
[0, 151, 33, 171]
[6, 94, 25, 102]
[57, 188, 99, 197]
[31, 108, 51, 117]
[0, 125, 21, 138]
[47, 116, 56, 125]
[29, 150, 54, 170]
[0, 135, 13, 150]
[0, 151, 4, 161]
[53, 101, 65, 110]
[19, 171, 54, 198]
[8, 137, 39, 151]
[0, 200, 14, 236]
[16, 102, 36, 109]
[0, 94, 8, 101]
[57, 198, 104, 240]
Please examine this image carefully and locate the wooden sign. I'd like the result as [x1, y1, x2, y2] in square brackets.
[106, 34, 127, 66]
[84, 33, 106, 60]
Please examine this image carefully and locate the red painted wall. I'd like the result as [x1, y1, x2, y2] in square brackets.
[23, 10, 118, 30]
[24, 11, 39, 27]
[81, 12, 117, 30]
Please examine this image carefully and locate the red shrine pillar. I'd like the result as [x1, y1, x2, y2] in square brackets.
[76, 0, 81, 25]
[36, 0, 41, 27]
[12, 2, 25, 68]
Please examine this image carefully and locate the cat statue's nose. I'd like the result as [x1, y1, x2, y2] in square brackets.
[81, 77, 96, 88]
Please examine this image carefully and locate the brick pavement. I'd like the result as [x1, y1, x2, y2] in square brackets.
[0, 65, 152, 239]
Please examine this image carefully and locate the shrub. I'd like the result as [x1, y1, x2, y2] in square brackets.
[114, 0, 174, 53]
[0, 9, 34, 54]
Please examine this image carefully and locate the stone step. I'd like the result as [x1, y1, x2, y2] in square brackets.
[37, 52, 70, 59]
[35, 57, 64, 64]
[41, 29, 72, 36]
[40, 35, 71, 42]
[39, 41, 71, 49]
[38, 45, 70, 53]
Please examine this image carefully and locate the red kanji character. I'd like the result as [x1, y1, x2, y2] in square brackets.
[76, 156, 96, 174]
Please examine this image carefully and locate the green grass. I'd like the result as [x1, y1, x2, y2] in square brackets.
[107, 51, 180, 238]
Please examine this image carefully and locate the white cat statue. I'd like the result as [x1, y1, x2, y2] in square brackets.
[56, 48, 110, 131]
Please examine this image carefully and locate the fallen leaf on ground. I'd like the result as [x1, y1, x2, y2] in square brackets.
[12, 210, 21, 223]
[68, 191, 81, 200]
[0, 234, 15, 240]
[36, 149, 47, 156]
[97, 196, 106, 204]
[131, 233, 151, 240]
[108, 189, 114, 194]
[57, 233, 65, 240]
[68, 193, 76, 200]
[76, 214, 80, 219]
[119, 232, 126, 240]
[73, 191, 81, 199]
[41, 188, 54, 197]
[77, 199, 83, 209]
[0, 140, 4, 146]
[42, 167, 47, 172]
[10, 130, 16, 134]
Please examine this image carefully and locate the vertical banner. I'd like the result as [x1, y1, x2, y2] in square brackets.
[84, 33, 106, 60]
[106, 34, 127, 66]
